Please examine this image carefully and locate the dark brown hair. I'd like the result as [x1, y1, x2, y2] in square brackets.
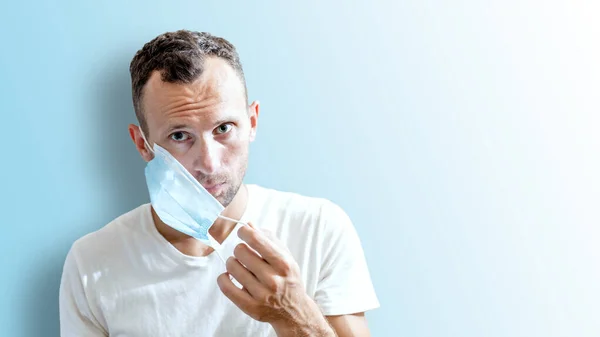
[129, 30, 246, 135]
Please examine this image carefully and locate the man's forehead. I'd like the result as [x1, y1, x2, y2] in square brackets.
[142, 57, 246, 115]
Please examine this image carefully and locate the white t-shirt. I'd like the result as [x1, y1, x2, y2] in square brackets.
[59, 184, 379, 337]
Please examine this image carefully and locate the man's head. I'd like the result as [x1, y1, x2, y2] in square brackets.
[128, 30, 259, 207]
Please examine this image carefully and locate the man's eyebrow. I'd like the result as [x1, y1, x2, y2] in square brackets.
[165, 124, 189, 133]
[162, 114, 242, 133]
[211, 116, 240, 126]
[210, 111, 245, 126]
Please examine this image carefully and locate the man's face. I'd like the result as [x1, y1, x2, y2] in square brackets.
[131, 57, 259, 207]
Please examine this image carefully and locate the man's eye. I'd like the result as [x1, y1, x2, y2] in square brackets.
[170, 131, 190, 142]
[215, 123, 233, 134]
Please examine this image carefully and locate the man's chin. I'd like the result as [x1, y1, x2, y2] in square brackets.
[217, 183, 243, 208]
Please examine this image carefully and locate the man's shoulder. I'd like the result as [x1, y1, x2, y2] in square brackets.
[247, 184, 351, 230]
[248, 184, 331, 213]
[69, 204, 150, 261]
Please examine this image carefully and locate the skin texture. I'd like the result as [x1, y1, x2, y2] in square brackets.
[128, 56, 371, 336]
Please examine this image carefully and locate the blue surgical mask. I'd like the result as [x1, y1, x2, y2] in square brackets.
[139, 128, 243, 261]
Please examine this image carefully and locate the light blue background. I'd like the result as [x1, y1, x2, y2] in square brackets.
[1, 1, 599, 336]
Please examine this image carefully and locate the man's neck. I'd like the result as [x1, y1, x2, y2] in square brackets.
[151, 184, 249, 257]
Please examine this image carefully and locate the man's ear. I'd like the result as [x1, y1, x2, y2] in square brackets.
[248, 100, 260, 142]
[128, 124, 153, 162]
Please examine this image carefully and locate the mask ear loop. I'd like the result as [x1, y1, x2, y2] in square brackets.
[139, 126, 155, 155]
[207, 234, 227, 264]
[211, 215, 248, 265]
[218, 215, 248, 227]
[209, 219, 246, 288]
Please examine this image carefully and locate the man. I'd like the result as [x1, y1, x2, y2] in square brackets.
[59, 30, 379, 337]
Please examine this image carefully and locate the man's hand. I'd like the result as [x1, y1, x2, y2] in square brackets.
[217, 223, 335, 337]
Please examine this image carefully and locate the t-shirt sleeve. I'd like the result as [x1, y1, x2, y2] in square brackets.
[313, 201, 380, 316]
[59, 247, 108, 337]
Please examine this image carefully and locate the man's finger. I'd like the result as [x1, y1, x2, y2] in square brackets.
[226, 257, 270, 300]
[234, 243, 278, 285]
[217, 273, 259, 314]
[237, 225, 288, 272]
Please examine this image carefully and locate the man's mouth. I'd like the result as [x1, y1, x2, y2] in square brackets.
[202, 182, 225, 194]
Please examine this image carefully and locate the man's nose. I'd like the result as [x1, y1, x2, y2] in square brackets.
[192, 138, 222, 176]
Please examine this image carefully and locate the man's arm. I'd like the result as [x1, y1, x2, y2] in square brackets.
[59, 249, 108, 337]
[327, 313, 371, 337]
[315, 201, 378, 337]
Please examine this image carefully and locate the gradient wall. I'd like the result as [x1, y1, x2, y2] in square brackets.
[1, 1, 599, 336]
